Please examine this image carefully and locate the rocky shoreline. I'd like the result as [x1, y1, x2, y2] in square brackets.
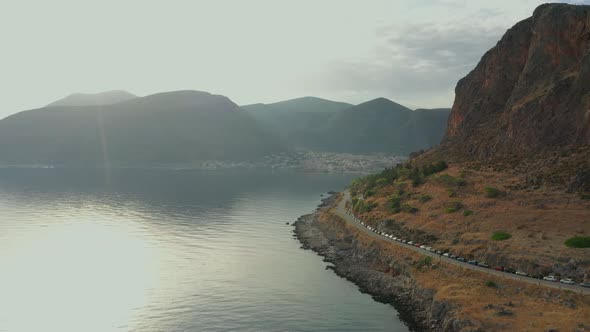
[293, 194, 478, 332]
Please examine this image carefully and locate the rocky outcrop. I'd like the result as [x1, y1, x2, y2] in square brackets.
[443, 4, 590, 159]
[293, 195, 482, 332]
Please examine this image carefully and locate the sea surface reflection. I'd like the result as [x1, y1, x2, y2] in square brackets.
[0, 168, 408, 332]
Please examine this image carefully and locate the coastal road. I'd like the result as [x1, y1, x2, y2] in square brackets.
[334, 191, 590, 295]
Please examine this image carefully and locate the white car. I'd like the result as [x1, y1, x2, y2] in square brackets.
[560, 278, 575, 285]
[543, 276, 558, 282]
[407, 241, 414, 245]
[419, 245, 426, 249]
[443, 253, 450, 257]
[515, 271, 527, 276]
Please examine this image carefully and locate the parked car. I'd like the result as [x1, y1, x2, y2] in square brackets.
[515, 271, 527, 276]
[449, 254, 457, 259]
[457, 257, 466, 262]
[443, 253, 451, 257]
[467, 260, 478, 265]
[560, 278, 575, 285]
[407, 241, 414, 245]
[580, 282, 590, 288]
[503, 268, 516, 274]
[419, 245, 426, 249]
[543, 276, 558, 282]
[414, 243, 421, 247]
[402, 240, 407, 243]
[477, 262, 489, 268]
[436, 250, 443, 255]
[494, 266, 504, 271]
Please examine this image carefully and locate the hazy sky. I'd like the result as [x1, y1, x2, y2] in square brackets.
[1, 0, 588, 119]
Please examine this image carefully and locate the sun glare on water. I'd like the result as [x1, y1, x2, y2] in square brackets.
[0, 219, 158, 332]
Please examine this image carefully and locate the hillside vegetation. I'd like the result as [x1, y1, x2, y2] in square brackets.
[349, 162, 590, 280]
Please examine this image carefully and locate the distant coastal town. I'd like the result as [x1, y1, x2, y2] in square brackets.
[197, 152, 406, 173]
[0, 152, 406, 174]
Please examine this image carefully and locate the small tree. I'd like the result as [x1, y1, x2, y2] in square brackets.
[484, 187, 505, 198]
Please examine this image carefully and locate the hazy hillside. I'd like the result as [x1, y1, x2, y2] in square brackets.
[242, 96, 353, 114]
[243, 97, 352, 150]
[244, 96, 450, 154]
[0, 90, 286, 166]
[46, 90, 138, 107]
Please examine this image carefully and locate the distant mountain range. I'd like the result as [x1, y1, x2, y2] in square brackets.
[0, 91, 285, 166]
[0, 91, 450, 166]
[47, 90, 138, 107]
[243, 97, 450, 155]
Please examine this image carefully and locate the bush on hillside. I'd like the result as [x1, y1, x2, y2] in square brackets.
[485, 280, 497, 288]
[389, 196, 402, 214]
[418, 194, 432, 203]
[444, 201, 463, 213]
[463, 210, 474, 216]
[564, 236, 590, 248]
[484, 187, 505, 198]
[492, 231, 512, 241]
[358, 201, 378, 213]
[436, 174, 466, 187]
[401, 203, 418, 213]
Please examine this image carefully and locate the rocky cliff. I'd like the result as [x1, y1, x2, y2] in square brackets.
[443, 3, 590, 159]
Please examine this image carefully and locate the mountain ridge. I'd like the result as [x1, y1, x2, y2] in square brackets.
[0, 90, 285, 166]
[47, 90, 138, 107]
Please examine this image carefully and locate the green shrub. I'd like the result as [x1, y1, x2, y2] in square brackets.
[436, 174, 466, 187]
[564, 236, 590, 248]
[492, 231, 512, 241]
[359, 201, 378, 213]
[396, 182, 408, 196]
[447, 189, 457, 197]
[384, 219, 396, 227]
[418, 194, 432, 203]
[484, 187, 505, 198]
[411, 176, 424, 187]
[389, 196, 402, 214]
[416, 256, 433, 269]
[463, 210, 474, 216]
[401, 203, 418, 213]
[485, 280, 497, 288]
[444, 201, 463, 213]
[375, 177, 389, 186]
[422, 161, 448, 176]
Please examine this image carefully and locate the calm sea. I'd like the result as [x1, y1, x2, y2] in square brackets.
[0, 168, 408, 332]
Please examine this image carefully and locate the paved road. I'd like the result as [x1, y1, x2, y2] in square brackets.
[334, 191, 590, 295]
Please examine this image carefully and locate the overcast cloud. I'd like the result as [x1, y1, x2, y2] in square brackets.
[0, 0, 588, 118]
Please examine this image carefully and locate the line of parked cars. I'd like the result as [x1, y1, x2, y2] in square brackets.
[345, 210, 590, 288]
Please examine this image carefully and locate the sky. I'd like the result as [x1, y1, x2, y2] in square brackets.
[0, 0, 588, 119]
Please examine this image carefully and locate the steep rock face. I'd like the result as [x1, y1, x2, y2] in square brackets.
[443, 4, 590, 159]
